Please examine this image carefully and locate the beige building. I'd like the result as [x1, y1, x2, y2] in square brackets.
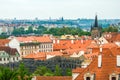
[16, 35, 53, 57]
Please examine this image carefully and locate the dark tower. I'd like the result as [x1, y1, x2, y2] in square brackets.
[94, 15, 98, 27]
[91, 15, 102, 40]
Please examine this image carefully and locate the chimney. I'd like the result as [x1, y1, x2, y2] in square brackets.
[57, 40, 60, 44]
[100, 47, 102, 53]
[71, 40, 74, 44]
[53, 40, 55, 44]
[117, 55, 120, 66]
[98, 54, 102, 67]
[81, 39, 83, 44]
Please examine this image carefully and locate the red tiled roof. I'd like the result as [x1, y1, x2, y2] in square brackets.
[0, 46, 19, 55]
[47, 51, 63, 56]
[103, 32, 120, 42]
[23, 51, 63, 60]
[16, 36, 52, 43]
[73, 48, 120, 80]
[0, 39, 10, 46]
[23, 52, 46, 60]
[36, 76, 72, 80]
[53, 39, 92, 51]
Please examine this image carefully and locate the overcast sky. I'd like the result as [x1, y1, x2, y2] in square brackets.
[0, 0, 119, 19]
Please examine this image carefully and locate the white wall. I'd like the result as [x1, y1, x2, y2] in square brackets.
[8, 38, 21, 55]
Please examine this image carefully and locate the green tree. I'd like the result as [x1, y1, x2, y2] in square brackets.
[54, 65, 62, 76]
[34, 66, 53, 76]
[65, 68, 72, 76]
[103, 26, 118, 32]
[17, 63, 31, 80]
[26, 26, 33, 34]
[0, 66, 18, 80]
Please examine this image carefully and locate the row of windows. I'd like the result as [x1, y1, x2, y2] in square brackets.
[40, 44, 52, 48]
[21, 44, 53, 50]
[0, 57, 19, 61]
[21, 46, 39, 49]
[39, 49, 52, 52]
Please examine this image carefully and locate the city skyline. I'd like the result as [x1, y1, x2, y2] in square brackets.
[0, 0, 120, 19]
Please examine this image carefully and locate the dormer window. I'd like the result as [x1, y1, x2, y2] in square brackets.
[109, 73, 118, 80]
[112, 77, 116, 80]
[84, 72, 95, 80]
[86, 77, 90, 80]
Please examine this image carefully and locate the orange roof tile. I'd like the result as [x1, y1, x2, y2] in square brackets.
[53, 39, 92, 51]
[36, 76, 72, 80]
[0, 39, 10, 46]
[16, 36, 52, 43]
[23, 52, 46, 60]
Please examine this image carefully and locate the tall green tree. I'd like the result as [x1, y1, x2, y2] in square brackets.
[65, 68, 72, 76]
[54, 65, 62, 76]
[0, 66, 18, 80]
[17, 63, 31, 80]
[34, 66, 53, 76]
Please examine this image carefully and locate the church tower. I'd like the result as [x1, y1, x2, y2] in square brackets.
[91, 15, 102, 40]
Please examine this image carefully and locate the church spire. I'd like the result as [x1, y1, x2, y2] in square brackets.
[94, 15, 98, 27]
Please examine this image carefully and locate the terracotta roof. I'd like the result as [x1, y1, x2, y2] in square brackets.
[36, 76, 72, 80]
[101, 43, 118, 49]
[16, 36, 52, 43]
[53, 39, 92, 51]
[47, 51, 63, 56]
[73, 48, 120, 80]
[0, 39, 10, 46]
[103, 32, 120, 42]
[23, 52, 46, 60]
[0, 46, 19, 55]
[23, 51, 63, 60]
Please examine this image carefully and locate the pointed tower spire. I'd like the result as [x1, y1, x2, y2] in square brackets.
[94, 15, 98, 27]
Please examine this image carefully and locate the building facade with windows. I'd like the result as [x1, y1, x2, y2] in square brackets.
[16, 36, 53, 57]
[0, 46, 20, 64]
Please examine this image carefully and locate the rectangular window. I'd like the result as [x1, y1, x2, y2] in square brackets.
[0, 58, 2, 61]
[4, 58, 6, 61]
[112, 77, 116, 80]
[117, 55, 120, 66]
[86, 77, 90, 80]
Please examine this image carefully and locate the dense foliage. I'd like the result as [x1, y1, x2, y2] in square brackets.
[0, 63, 72, 80]
[102, 26, 118, 32]
[12, 26, 91, 36]
[0, 63, 31, 80]
[33, 65, 71, 76]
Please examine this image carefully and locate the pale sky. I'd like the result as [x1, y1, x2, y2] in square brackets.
[0, 0, 120, 19]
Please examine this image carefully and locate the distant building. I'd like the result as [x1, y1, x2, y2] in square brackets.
[91, 15, 102, 40]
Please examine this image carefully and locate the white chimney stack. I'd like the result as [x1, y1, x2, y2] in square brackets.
[98, 54, 102, 67]
[117, 55, 120, 66]
[71, 40, 74, 44]
[57, 40, 60, 44]
[53, 40, 56, 44]
[100, 47, 102, 53]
